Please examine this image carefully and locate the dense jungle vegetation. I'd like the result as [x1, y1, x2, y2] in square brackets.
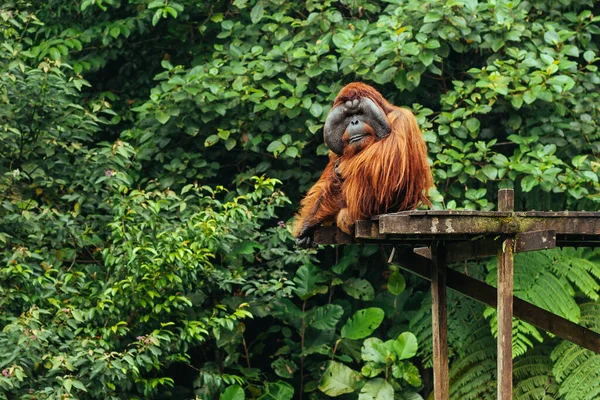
[1, 0, 600, 399]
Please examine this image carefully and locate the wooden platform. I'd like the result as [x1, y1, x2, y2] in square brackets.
[312, 189, 600, 400]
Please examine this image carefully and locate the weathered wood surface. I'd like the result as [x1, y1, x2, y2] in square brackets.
[312, 225, 353, 245]
[497, 238, 514, 400]
[378, 213, 600, 236]
[496, 189, 514, 400]
[498, 189, 514, 213]
[431, 243, 449, 400]
[414, 230, 556, 262]
[393, 249, 600, 354]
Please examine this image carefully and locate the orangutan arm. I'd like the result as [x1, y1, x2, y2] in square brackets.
[293, 157, 344, 247]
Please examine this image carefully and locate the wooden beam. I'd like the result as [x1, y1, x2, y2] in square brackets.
[378, 213, 600, 236]
[414, 230, 556, 262]
[497, 238, 514, 400]
[431, 243, 449, 400]
[312, 226, 353, 245]
[392, 249, 600, 354]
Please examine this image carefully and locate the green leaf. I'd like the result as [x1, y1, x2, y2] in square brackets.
[109, 26, 120, 39]
[400, 362, 422, 387]
[155, 110, 171, 124]
[204, 134, 219, 147]
[283, 97, 300, 109]
[402, 42, 420, 56]
[71, 380, 87, 392]
[465, 118, 480, 133]
[424, 11, 442, 23]
[306, 304, 344, 330]
[152, 9, 162, 26]
[285, 147, 298, 158]
[341, 308, 385, 340]
[361, 337, 388, 363]
[265, 99, 278, 110]
[221, 385, 245, 400]
[148, 0, 164, 9]
[250, 1, 264, 24]
[521, 175, 538, 192]
[388, 271, 406, 295]
[584, 50, 595, 63]
[271, 358, 297, 379]
[310, 102, 323, 118]
[544, 30, 561, 45]
[481, 164, 498, 180]
[511, 95, 523, 109]
[394, 332, 418, 360]
[293, 264, 328, 300]
[258, 382, 294, 400]
[523, 90, 536, 104]
[225, 138, 236, 151]
[418, 51, 434, 66]
[358, 378, 394, 400]
[267, 140, 285, 154]
[318, 361, 362, 396]
[343, 278, 375, 301]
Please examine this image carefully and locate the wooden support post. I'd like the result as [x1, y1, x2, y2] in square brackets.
[431, 242, 449, 400]
[497, 237, 514, 400]
[497, 189, 514, 400]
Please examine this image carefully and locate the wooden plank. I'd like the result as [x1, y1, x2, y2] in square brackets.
[383, 210, 600, 218]
[392, 250, 600, 354]
[497, 238, 514, 400]
[378, 214, 600, 236]
[515, 230, 556, 252]
[355, 220, 384, 239]
[431, 243, 449, 400]
[414, 230, 556, 262]
[498, 189, 514, 212]
[384, 210, 513, 217]
[312, 226, 353, 245]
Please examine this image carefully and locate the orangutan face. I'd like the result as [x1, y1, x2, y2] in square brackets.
[323, 94, 391, 155]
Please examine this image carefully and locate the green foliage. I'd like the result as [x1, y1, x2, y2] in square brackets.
[551, 302, 600, 400]
[2, 0, 600, 398]
[341, 308, 385, 340]
[513, 345, 559, 400]
[410, 292, 497, 400]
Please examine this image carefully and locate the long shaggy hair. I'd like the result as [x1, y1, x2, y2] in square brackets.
[294, 82, 433, 241]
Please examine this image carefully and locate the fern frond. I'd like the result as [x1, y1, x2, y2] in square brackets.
[547, 248, 600, 301]
[448, 319, 497, 400]
[513, 345, 559, 400]
[409, 289, 486, 368]
[551, 301, 600, 400]
[484, 308, 544, 358]
[487, 251, 580, 322]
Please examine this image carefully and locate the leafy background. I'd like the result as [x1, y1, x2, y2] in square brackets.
[1, 0, 600, 399]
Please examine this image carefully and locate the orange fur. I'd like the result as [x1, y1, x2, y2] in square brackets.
[294, 82, 433, 239]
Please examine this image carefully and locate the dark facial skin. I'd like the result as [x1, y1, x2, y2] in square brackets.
[323, 97, 391, 155]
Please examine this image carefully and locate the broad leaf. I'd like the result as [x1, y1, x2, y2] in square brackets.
[341, 308, 385, 340]
[307, 304, 344, 330]
[358, 378, 394, 400]
[394, 332, 418, 360]
[271, 358, 297, 379]
[361, 337, 388, 363]
[343, 278, 375, 300]
[293, 264, 328, 300]
[319, 361, 362, 396]
[221, 385, 245, 400]
[388, 271, 406, 295]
